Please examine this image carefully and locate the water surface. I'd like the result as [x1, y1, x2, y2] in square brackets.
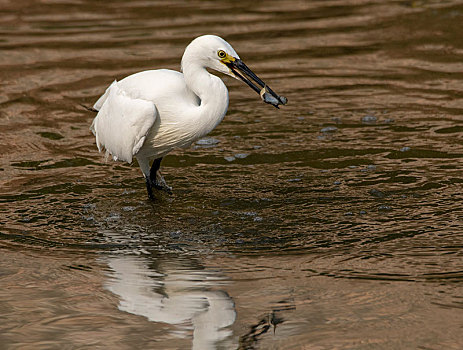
[1, 0, 463, 349]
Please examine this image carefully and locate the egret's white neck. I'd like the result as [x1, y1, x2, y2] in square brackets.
[182, 61, 229, 127]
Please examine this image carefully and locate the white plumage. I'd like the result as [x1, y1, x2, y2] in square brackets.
[90, 34, 286, 199]
[91, 80, 157, 163]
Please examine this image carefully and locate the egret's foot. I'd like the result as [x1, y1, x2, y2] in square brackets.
[153, 174, 172, 194]
[146, 157, 171, 195]
[145, 178, 156, 201]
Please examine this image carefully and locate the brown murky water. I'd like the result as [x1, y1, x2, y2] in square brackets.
[1, 0, 463, 349]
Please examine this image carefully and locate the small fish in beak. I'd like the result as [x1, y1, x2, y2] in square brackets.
[260, 85, 288, 109]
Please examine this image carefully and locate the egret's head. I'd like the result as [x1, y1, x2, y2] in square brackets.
[182, 35, 287, 108]
[182, 35, 239, 78]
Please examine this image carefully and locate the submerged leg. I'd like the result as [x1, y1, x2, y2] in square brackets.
[137, 156, 171, 200]
[150, 157, 172, 194]
[137, 156, 156, 200]
[145, 177, 155, 201]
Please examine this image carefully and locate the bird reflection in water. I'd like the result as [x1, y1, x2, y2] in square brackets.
[105, 254, 236, 349]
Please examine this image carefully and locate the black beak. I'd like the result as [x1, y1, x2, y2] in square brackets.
[225, 59, 287, 109]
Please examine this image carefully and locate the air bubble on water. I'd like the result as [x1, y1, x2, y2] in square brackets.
[361, 164, 376, 172]
[196, 137, 220, 146]
[106, 213, 120, 221]
[378, 205, 392, 211]
[170, 231, 181, 239]
[361, 115, 377, 123]
[83, 203, 96, 210]
[369, 189, 386, 198]
[122, 206, 135, 212]
[321, 126, 338, 133]
[122, 189, 136, 195]
[234, 153, 249, 159]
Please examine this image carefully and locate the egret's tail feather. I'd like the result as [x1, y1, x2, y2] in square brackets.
[90, 81, 158, 163]
[80, 103, 99, 113]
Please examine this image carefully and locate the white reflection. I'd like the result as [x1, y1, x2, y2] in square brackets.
[105, 255, 236, 349]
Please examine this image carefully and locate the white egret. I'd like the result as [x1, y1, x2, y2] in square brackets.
[89, 35, 287, 200]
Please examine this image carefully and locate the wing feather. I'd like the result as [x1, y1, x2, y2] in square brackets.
[90, 81, 157, 163]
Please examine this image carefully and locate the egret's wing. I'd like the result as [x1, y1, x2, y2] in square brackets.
[90, 81, 157, 163]
[92, 82, 113, 111]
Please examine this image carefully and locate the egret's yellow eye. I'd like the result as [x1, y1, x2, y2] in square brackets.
[217, 50, 226, 59]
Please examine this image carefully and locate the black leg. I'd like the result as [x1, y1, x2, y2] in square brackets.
[143, 157, 162, 201]
[149, 157, 162, 180]
[149, 157, 172, 194]
[145, 177, 155, 201]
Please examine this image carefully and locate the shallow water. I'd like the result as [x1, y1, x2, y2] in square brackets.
[1, 0, 463, 349]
